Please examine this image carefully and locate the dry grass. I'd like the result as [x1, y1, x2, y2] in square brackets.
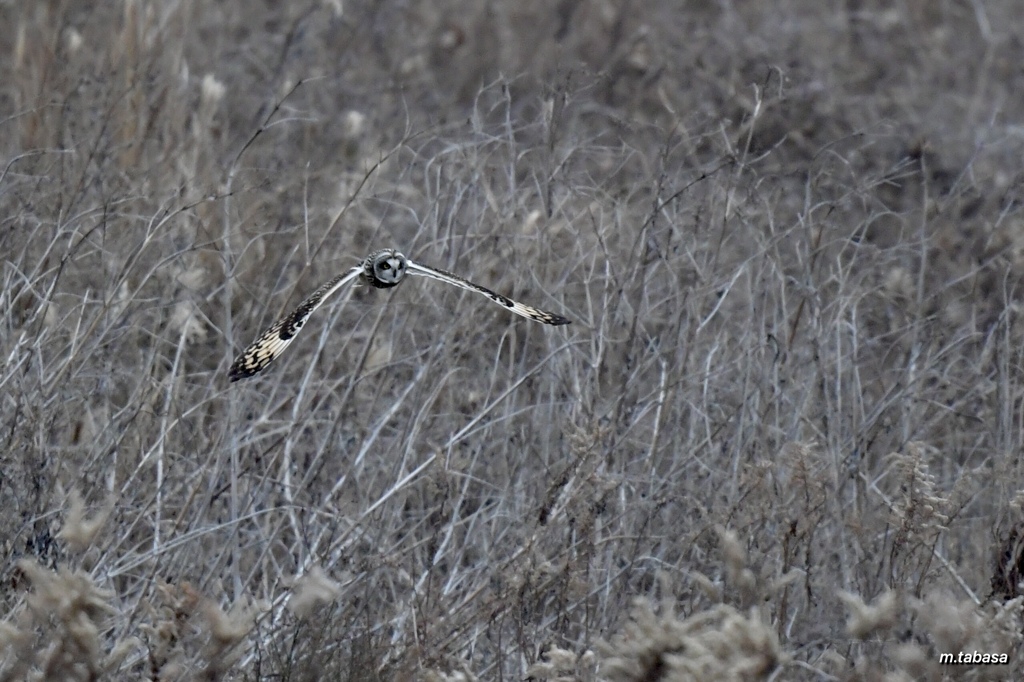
[3, 1, 1024, 680]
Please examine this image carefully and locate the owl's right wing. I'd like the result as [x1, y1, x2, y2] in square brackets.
[405, 259, 571, 326]
[228, 266, 363, 381]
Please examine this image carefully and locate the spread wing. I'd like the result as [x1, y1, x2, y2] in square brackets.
[405, 259, 570, 326]
[228, 267, 362, 381]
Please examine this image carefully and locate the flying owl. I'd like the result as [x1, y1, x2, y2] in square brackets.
[229, 248, 570, 381]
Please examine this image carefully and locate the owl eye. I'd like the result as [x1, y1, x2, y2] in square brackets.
[380, 262, 390, 270]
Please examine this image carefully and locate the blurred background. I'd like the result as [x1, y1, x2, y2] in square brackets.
[2, 1, 1024, 679]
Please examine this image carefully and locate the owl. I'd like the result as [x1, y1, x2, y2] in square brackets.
[229, 248, 570, 381]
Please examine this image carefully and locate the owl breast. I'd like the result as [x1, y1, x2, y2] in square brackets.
[364, 273, 401, 289]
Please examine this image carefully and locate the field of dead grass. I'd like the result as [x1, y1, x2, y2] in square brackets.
[3, 1, 1024, 680]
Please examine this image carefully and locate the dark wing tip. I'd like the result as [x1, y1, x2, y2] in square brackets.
[228, 360, 254, 382]
[228, 350, 269, 381]
[550, 315, 571, 326]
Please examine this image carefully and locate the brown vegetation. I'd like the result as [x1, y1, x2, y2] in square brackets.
[3, 1, 1024, 679]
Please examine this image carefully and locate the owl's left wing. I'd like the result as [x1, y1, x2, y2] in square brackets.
[406, 259, 570, 326]
[228, 266, 363, 381]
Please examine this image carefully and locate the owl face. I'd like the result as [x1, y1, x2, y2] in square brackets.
[365, 249, 408, 288]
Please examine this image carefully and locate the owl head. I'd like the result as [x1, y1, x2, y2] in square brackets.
[365, 249, 408, 288]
